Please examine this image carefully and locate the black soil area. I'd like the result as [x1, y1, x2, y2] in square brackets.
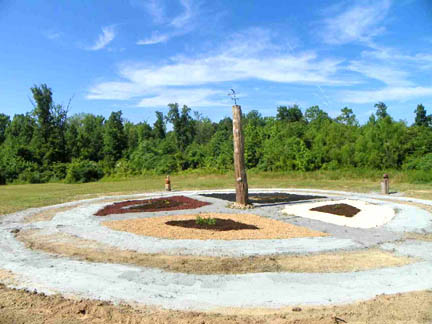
[95, 196, 210, 216]
[200, 192, 325, 204]
[165, 219, 259, 231]
[310, 203, 361, 217]
[123, 199, 183, 211]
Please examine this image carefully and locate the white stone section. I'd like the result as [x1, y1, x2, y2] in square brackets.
[283, 199, 395, 228]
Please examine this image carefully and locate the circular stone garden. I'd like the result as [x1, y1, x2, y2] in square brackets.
[1, 188, 432, 313]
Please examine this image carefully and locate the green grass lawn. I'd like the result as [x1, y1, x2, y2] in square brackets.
[1, 171, 431, 215]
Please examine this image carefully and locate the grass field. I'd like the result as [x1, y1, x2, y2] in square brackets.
[1, 170, 431, 215]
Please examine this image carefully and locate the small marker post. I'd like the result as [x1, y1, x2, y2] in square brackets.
[381, 174, 389, 195]
[165, 175, 171, 191]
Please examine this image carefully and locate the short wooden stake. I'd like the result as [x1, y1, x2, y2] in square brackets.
[165, 175, 171, 191]
[232, 105, 248, 205]
[381, 174, 389, 195]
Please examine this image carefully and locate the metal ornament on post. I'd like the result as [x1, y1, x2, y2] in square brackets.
[229, 89, 248, 206]
[381, 174, 389, 195]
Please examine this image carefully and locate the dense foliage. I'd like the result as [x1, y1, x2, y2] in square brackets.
[1, 84, 432, 184]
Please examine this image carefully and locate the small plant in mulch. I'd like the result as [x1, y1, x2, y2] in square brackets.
[195, 215, 217, 226]
[165, 217, 259, 231]
[310, 203, 361, 218]
[94, 196, 210, 216]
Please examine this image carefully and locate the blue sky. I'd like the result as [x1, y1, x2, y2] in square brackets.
[1, 0, 432, 124]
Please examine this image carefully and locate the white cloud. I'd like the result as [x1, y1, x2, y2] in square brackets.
[144, 0, 165, 24]
[137, 88, 225, 107]
[348, 60, 413, 87]
[137, 0, 197, 46]
[321, 0, 391, 45]
[170, 0, 194, 28]
[137, 32, 170, 45]
[87, 26, 116, 51]
[341, 86, 432, 104]
[88, 28, 345, 106]
[44, 31, 62, 40]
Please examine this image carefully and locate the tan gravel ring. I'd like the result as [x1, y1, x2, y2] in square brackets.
[102, 213, 328, 240]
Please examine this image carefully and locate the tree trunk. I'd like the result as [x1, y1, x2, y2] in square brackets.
[232, 105, 248, 205]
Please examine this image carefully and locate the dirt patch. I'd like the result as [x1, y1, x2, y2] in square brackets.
[102, 213, 327, 240]
[95, 196, 210, 216]
[201, 192, 325, 204]
[23, 205, 78, 223]
[310, 203, 361, 217]
[23, 198, 127, 223]
[405, 232, 432, 242]
[16, 230, 414, 274]
[0, 283, 431, 323]
[166, 218, 259, 231]
[0, 269, 18, 286]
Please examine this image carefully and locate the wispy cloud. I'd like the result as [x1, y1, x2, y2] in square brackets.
[143, 0, 165, 24]
[88, 28, 344, 107]
[137, 88, 225, 107]
[320, 0, 391, 45]
[170, 0, 194, 28]
[340, 43, 432, 103]
[137, 0, 198, 46]
[341, 86, 432, 104]
[44, 30, 62, 40]
[136, 32, 170, 45]
[87, 25, 116, 51]
[348, 60, 413, 87]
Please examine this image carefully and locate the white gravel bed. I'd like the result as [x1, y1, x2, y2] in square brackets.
[282, 199, 395, 228]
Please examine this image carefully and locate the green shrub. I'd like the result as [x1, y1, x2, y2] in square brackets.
[403, 153, 432, 172]
[65, 160, 104, 183]
[196, 215, 216, 226]
[0, 169, 5, 185]
[17, 169, 42, 184]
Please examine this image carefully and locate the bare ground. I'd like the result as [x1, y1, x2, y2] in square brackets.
[16, 229, 415, 274]
[0, 283, 431, 324]
[405, 232, 432, 242]
[23, 198, 125, 223]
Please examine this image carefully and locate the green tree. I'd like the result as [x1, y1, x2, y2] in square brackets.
[103, 111, 126, 163]
[166, 103, 195, 150]
[30, 84, 68, 164]
[153, 111, 166, 139]
[336, 107, 358, 126]
[375, 102, 389, 120]
[276, 105, 303, 122]
[0, 113, 10, 145]
[305, 105, 329, 123]
[414, 104, 430, 127]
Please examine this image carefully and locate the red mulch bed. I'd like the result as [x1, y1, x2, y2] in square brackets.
[310, 203, 361, 217]
[165, 219, 259, 231]
[94, 196, 210, 216]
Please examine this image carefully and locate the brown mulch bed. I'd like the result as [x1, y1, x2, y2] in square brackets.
[200, 192, 325, 204]
[165, 218, 259, 231]
[94, 196, 210, 216]
[310, 203, 361, 217]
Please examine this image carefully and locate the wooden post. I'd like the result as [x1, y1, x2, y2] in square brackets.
[232, 105, 248, 205]
[381, 174, 389, 195]
[165, 175, 171, 191]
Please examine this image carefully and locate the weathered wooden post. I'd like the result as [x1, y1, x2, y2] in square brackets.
[232, 104, 248, 205]
[165, 175, 171, 191]
[381, 174, 389, 195]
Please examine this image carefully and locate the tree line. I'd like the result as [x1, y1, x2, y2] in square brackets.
[0, 84, 431, 184]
